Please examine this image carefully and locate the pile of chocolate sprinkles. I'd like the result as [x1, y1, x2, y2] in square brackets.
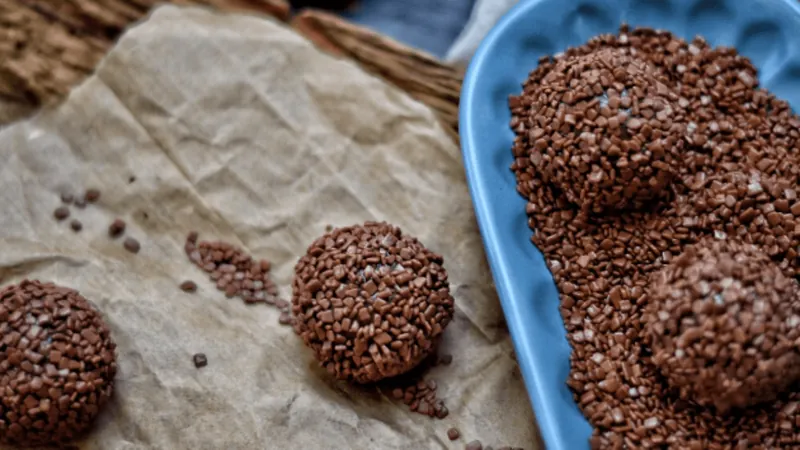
[389, 377, 448, 418]
[291, 222, 455, 384]
[509, 25, 800, 448]
[645, 238, 800, 415]
[184, 232, 289, 318]
[0, 280, 117, 446]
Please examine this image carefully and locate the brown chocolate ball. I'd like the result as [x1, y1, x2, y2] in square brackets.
[292, 222, 455, 383]
[517, 47, 686, 216]
[0, 280, 117, 446]
[645, 238, 800, 414]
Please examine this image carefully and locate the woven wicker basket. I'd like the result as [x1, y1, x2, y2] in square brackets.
[0, 0, 462, 140]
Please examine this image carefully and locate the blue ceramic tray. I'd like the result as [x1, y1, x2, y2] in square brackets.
[459, 0, 800, 449]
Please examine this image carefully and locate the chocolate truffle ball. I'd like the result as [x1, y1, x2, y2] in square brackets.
[292, 222, 455, 383]
[513, 47, 687, 216]
[0, 280, 117, 446]
[645, 239, 800, 414]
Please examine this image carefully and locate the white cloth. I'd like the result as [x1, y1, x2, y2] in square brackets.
[445, 0, 519, 62]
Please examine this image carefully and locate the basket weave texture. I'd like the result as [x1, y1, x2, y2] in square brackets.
[0, 0, 462, 139]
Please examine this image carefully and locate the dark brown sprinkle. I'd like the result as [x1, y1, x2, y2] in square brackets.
[128, 176, 136, 183]
[278, 311, 293, 325]
[53, 206, 70, 221]
[465, 440, 483, 450]
[60, 192, 73, 204]
[447, 428, 460, 440]
[291, 221, 455, 383]
[123, 237, 140, 254]
[69, 219, 82, 232]
[108, 219, 126, 238]
[386, 375, 447, 418]
[0, 279, 117, 446]
[84, 188, 101, 203]
[180, 280, 198, 293]
[193, 353, 208, 368]
[510, 25, 800, 448]
[184, 232, 281, 310]
[438, 354, 453, 365]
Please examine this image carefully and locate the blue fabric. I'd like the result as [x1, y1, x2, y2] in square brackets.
[341, 0, 475, 57]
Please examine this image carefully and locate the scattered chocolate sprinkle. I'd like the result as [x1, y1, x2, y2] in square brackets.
[291, 222, 455, 383]
[0, 280, 117, 446]
[385, 373, 448, 418]
[179, 281, 197, 293]
[84, 189, 101, 203]
[108, 219, 126, 238]
[465, 440, 483, 450]
[278, 311, 293, 326]
[123, 237, 140, 254]
[438, 354, 453, 365]
[60, 192, 73, 204]
[184, 232, 281, 310]
[128, 176, 136, 183]
[193, 353, 208, 368]
[53, 206, 70, 221]
[447, 428, 460, 440]
[510, 25, 800, 448]
[69, 220, 82, 232]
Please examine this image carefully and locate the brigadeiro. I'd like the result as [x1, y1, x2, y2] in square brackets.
[0, 280, 118, 446]
[291, 222, 455, 383]
[509, 47, 687, 218]
[644, 238, 800, 414]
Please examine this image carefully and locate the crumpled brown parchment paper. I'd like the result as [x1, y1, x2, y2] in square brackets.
[0, 6, 539, 449]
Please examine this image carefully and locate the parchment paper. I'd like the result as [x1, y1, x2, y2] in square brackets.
[0, 6, 538, 449]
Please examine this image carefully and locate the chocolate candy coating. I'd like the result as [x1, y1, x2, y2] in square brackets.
[292, 222, 455, 383]
[0, 280, 117, 446]
[645, 239, 800, 414]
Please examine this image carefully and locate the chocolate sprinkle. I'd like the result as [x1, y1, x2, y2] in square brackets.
[193, 353, 208, 368]
[69, 220, 82, 232]
[53, 206, 70, 221]
[447, 427, 460, 440]
[291, 222, 455, 383]
[108, 219, 126, 238]
[123, 238, 140, 254]
[0, 280, 117, 446]
[179, 281, 197, 293]
[466, 440, 483, 450]
[84, 189, 100, 204]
